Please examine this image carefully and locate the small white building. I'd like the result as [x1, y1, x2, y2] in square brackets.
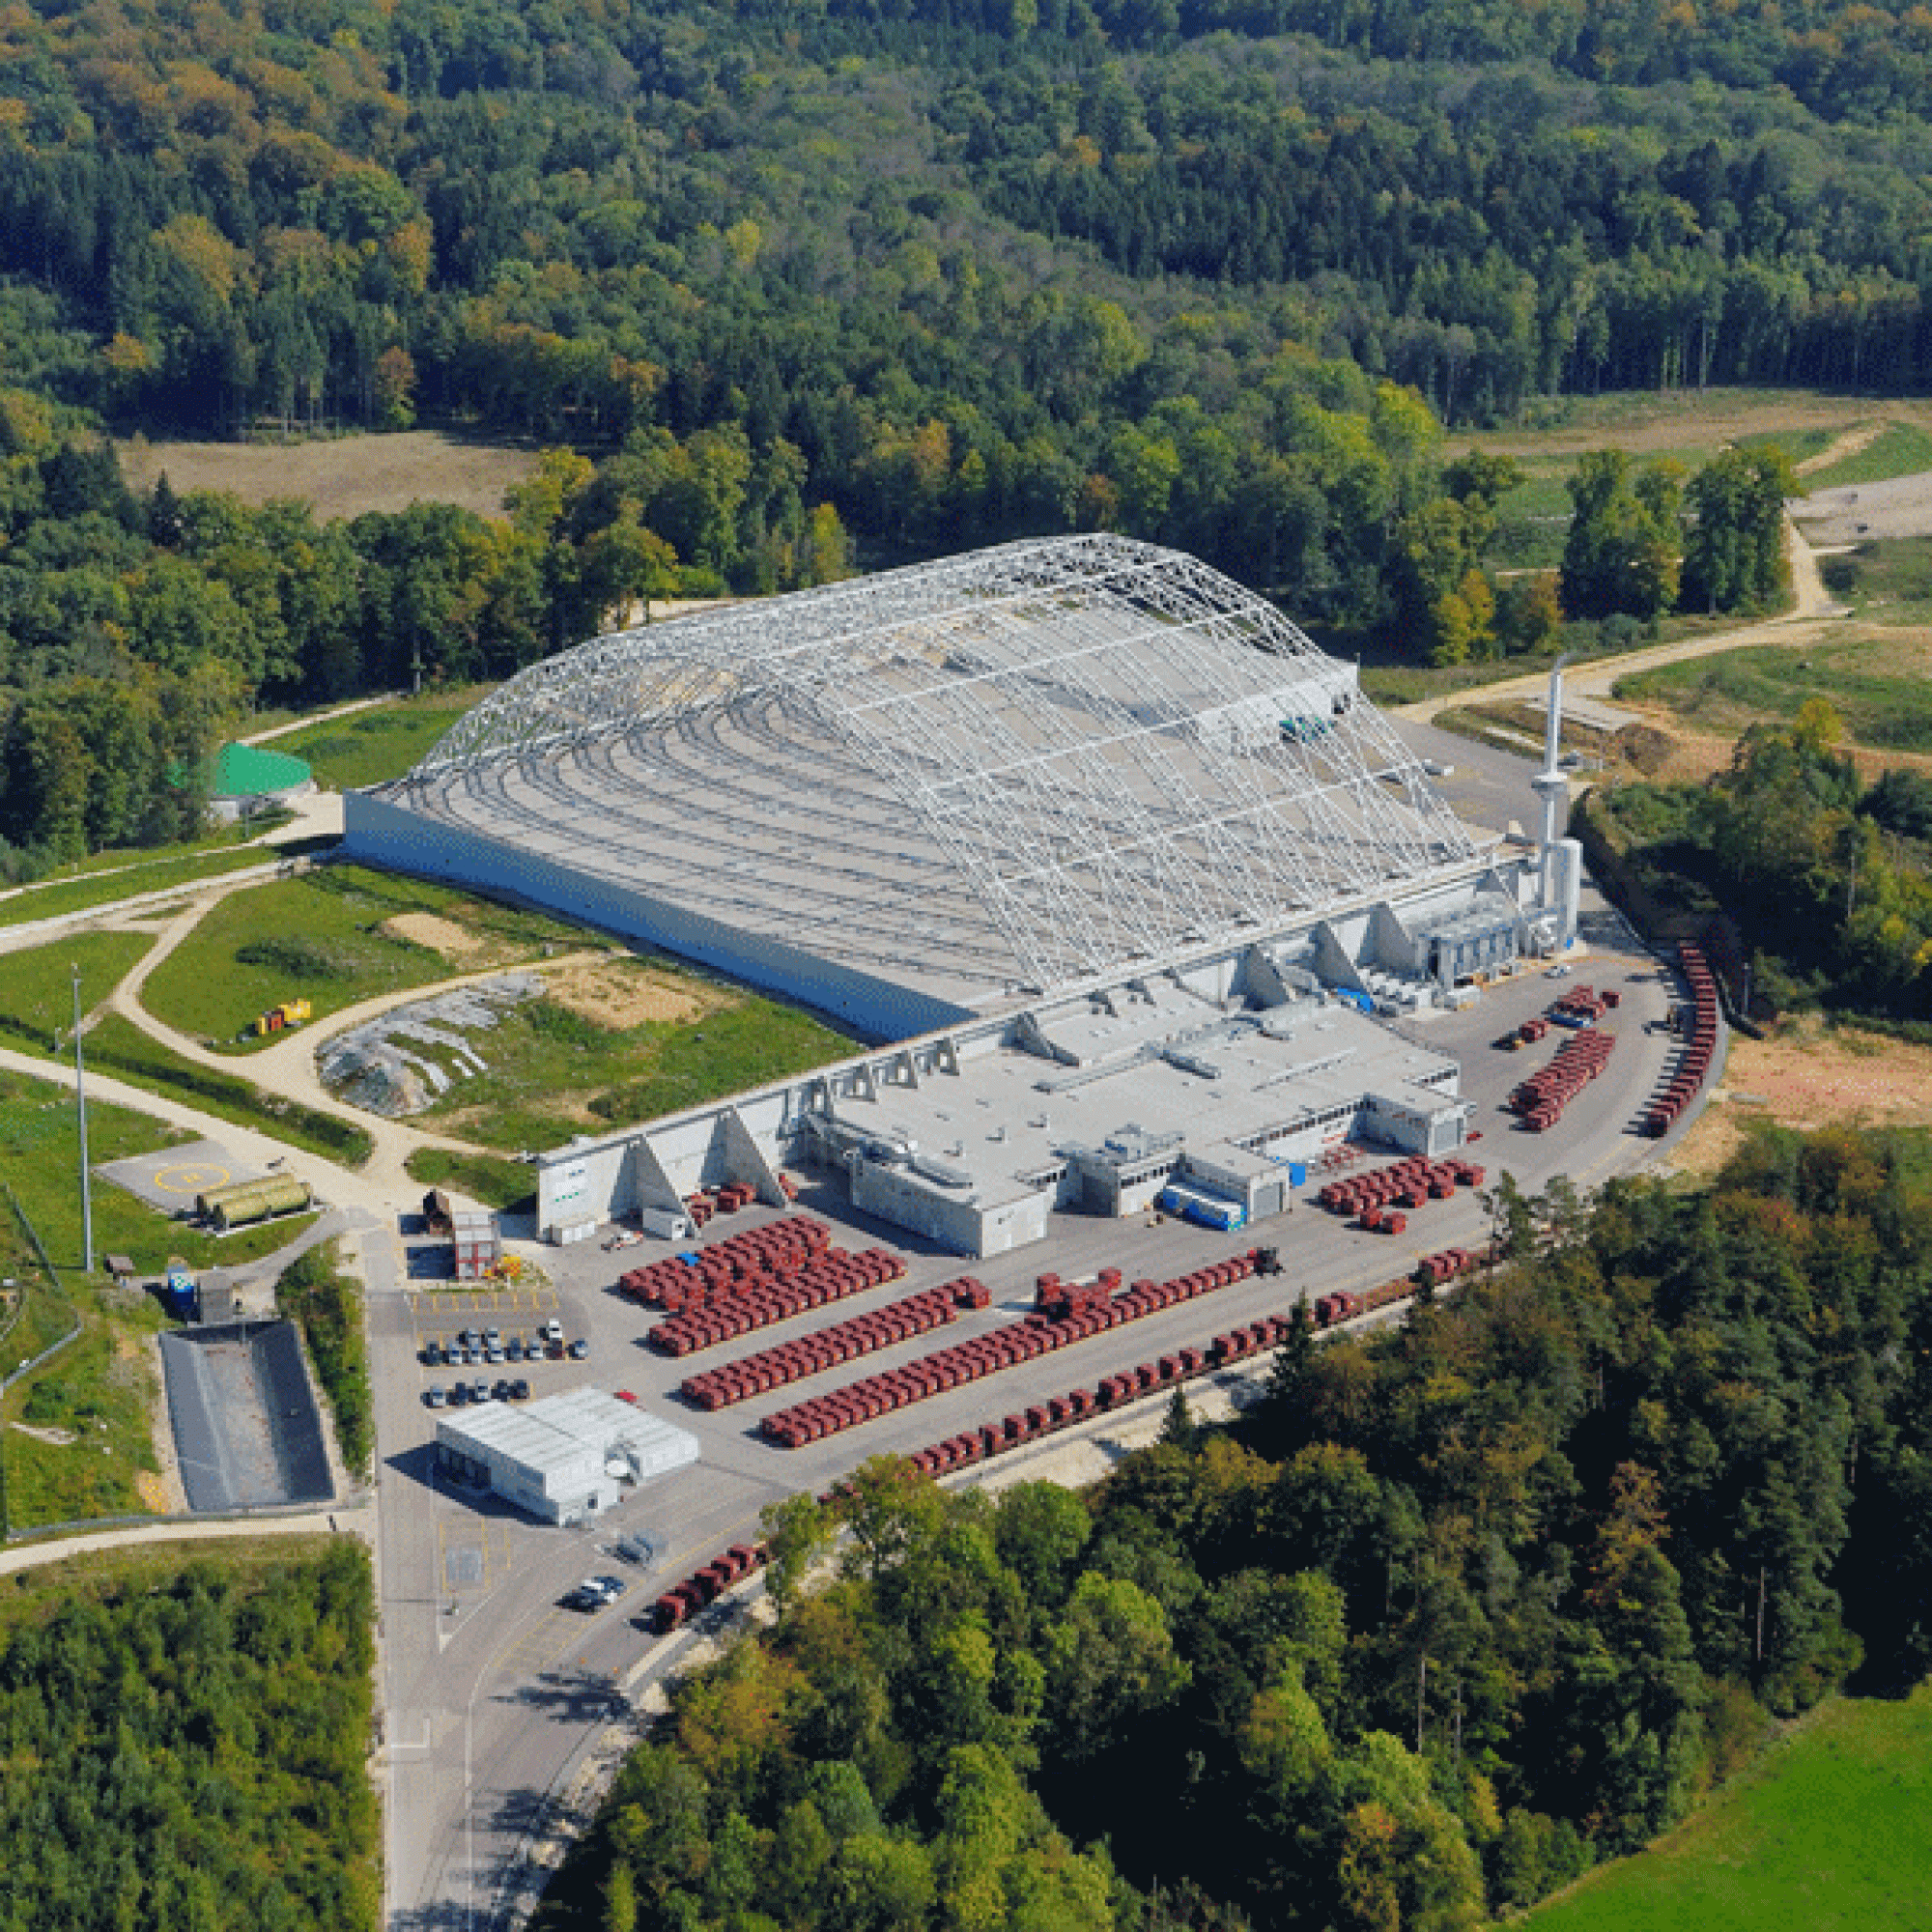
[435, 1387, 699, 1524]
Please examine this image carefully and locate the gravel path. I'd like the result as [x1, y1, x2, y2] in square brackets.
[1401, 515, 1847, 726]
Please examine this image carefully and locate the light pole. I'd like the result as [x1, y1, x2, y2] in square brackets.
[71, 964, 93, 1276]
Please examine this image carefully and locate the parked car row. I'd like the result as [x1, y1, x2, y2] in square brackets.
[561, 1574, 629, 1613]
[420, 1318, 586, 1371]
[424, 1377, 531, 1408]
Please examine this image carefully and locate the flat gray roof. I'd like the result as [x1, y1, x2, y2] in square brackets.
[832, 992, 1460, 1206]
[438, 1386, 697, 1480]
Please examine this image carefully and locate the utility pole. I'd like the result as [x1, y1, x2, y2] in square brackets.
[71, 964, 93, 1276]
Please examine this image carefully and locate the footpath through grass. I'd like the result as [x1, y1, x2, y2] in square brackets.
[0, 845, 276, 931]
[0, 928, 156, 1053]
[1801, 419, 1932, 492]
[1614, 634, 1932, 753]
[140, 862, 587, 1051]
[1526, 1684, 1932, 1932]
[273, 687, 491, 790]
[0, 929, 374, 1167]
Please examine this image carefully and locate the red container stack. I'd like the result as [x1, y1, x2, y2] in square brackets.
[1506, 1026, 1616, 1130]
[1642, 943, 1721, 1137]
[679, 1277, 988, 1408]
[618, 1215, 833, 1311]
[1317, 1153, 1486, 1222]
[647, 1245, 907, 1356]
[758, 1247, 1266, 1447]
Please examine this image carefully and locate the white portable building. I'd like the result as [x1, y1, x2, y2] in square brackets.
[435, 1386, 699, 1524]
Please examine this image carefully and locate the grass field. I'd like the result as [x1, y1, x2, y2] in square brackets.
[77, 1013, 376, 1167]
[117, 427, 538, 521]
[1526, 1685, 1932, 1931]
[0, 1065, 322, 1528]
[0, 1068, 321, 1279]
[1817, 536, 1932, 628]
[0, 929, 156, 1053]
[0, 846, 279, 930]
[139, 862, 586, 1049]
[271, 689, 491, 790]
[1802, 420, 1932, 493]
[406, 1147, 535, 1212]
[418, 984, 853, 1151]
[1613, 635, 1932, 753]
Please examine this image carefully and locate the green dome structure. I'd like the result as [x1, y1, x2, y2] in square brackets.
[209, 741, 315, 821]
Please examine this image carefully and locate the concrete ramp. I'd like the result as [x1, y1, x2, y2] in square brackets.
[159, 1320, 334, 1512]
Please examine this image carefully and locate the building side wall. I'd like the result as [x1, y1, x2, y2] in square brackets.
[342, 790, 979, 1041]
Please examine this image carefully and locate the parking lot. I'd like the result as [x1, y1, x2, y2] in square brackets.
[397, 919, 1684, 1532]
[376, 904, 1697, 1927]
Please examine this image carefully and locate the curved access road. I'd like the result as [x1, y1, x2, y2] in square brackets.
[1400, 514, 1849, 727]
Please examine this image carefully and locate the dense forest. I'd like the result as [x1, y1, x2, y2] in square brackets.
[0, 0, 1918, 865]
[0, 1542, 379, 1931]
[1582, 704, 1932, 1018]
[536, 1130, 1932, 1932]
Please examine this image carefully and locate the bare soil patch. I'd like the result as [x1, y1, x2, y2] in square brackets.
[380, 911, 494, 964]
[543, 958, 729, 1029]
[118, 430, 539, 523]
[1673, 1017, 1932, 1178]
[1457, 392, 1923, 461]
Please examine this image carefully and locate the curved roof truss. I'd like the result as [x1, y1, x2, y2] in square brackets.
[391, 536, 1479, 994]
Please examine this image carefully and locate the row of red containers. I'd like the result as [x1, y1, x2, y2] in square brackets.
[647, 1542, 767, 1634]
[679, 1276, 992, 1408]
[1509, 1027, 1615, 1130]
[648, 1285, 1444, 1638]
[905, 1316, 1297, 1478]
[1413, 1243, 1478, 1285]
[1318, 1153, 1487, 1216]
[759, 1250, 1264, 1448]
[618, 1213, 833, 1310]
[1036, 1267, 1122, 1317]
[1549, 984, 1622, 1023]
[649, 1247, 907, 1356]
[1644, 944, 1720, 1136]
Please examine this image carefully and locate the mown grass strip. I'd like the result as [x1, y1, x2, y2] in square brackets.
[1527, 1686, 1932, 1931]
[78, 1014, 375, 1168]
[273, 688, 492, 790]
[0, 846, 277, 931]
[406, 1147, 535, 1213]
[1802, 419, 1932, 492]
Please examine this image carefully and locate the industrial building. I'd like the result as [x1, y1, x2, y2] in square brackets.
[345, 534, 1520, 1038]
[434, 1388, 699, 1524]
[337, 533, 1588, 1258]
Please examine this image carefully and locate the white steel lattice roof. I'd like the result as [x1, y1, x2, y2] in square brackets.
[381, 536, 1478, 1000]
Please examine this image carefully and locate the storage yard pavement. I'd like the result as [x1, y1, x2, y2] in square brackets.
[375, 895, 1697, 1930]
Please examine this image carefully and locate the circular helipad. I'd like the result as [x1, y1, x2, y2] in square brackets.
[99, 1139, 269, 1215]
[150, 1159, 237, 1198]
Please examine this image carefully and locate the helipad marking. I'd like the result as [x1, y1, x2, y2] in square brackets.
[150, 1160, 235, 1196]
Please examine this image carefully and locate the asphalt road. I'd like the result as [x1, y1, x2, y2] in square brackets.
[375, 891, 1701, 1930]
